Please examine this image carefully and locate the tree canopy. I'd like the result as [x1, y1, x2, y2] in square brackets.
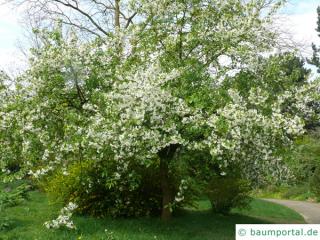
[1, 0, 319, 222]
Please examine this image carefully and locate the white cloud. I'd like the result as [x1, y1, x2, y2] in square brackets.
[0, 3, 27, 75]
[277, 1, 319, 57]
[275, 1, 319, 79]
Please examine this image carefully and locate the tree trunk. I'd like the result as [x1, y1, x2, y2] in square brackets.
[158, 144, 180, 221]
[160, 156, 172, 221]
[115, 0, 120, 29]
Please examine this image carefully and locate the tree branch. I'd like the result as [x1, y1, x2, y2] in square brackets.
[53, 0, 110, 36]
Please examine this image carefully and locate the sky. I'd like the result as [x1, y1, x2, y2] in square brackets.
[0, 2, 26, 75]
[279, 0, 319, 53]
[0, 0, 319, 76]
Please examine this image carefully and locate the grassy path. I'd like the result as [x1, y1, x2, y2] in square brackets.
[263, 198, 320, 223]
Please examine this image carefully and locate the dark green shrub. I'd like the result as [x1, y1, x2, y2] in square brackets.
[44, 159, 165, 217]
[281, 185, 311, 200]
[206, 176, 251, 214]
[310, 167, 320, 201]
[43, 153, 198, 218]
[0, 183, 30, 231]
[0, 183, 30, 210]
[288, 130, 320, 184]
[0, 217, 14, 231]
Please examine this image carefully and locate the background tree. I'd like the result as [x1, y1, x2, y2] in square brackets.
[308, 6, 320, 72]
[306, 6, 320, 129]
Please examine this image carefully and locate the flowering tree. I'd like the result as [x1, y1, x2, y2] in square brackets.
[1, 0, 320, 221]
[0, 72, 26, 178]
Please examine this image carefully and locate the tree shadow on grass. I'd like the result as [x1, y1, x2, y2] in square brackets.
[73, 209, 270, 240]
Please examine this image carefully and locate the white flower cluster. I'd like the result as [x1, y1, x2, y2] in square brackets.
[248, 87, 269, 106]
[201, 87, 308, 181]
[44, 202, 78, 230]
[174, 179, 188, 203]
[28, 166, 54, 179]
[86, 63, 191, 163]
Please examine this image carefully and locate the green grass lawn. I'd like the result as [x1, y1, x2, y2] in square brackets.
[0, 190, 304, 240]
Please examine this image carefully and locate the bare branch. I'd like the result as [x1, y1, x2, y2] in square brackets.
[125, 12, 137, 29]
[53, 0, 110, 36]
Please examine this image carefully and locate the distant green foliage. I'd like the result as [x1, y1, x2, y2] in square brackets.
[281, 185, 312, 200]
[288, 129, 320, 184]
[310, 167, 320, 200]
[253, 184, 316, 201]
[206, 176, 251, 214]
[308, 6, 320, 73]
[257, 128, 320, 201]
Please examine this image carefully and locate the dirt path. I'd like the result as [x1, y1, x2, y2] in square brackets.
[263, 198, 320, 223]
